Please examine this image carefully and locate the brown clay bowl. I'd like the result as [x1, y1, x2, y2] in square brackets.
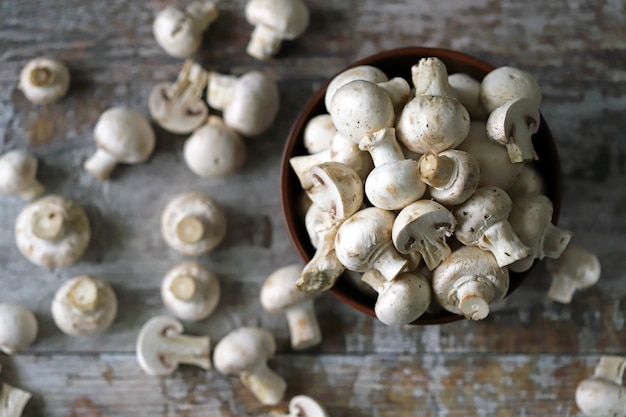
[280, 46, 562, 325]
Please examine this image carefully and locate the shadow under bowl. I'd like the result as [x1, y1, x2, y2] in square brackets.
[280, 46, 562, 325]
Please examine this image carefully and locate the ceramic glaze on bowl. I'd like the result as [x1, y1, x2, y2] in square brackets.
[280, 47, 562, 325]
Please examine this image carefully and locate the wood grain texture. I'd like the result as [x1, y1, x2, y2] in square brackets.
[1, 0, 625, 415]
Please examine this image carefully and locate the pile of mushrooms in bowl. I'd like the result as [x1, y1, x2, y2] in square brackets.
[280, 47, 564, 326]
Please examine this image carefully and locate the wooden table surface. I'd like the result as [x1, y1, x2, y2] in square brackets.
[1, 0, 625, 416]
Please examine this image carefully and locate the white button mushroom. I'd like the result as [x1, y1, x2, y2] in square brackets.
[0, 382, 32, 417]
[206, 70, 280, 137]
[575, 355, 626, 417]
[546, 245, 601, 304]
[0, 303, 38, 354]
[272, 395, 330, 417]
[51, 275, 118, 336]
[453, 186, 531, 268]
[391, 199, 456, 271]
[508, 194, 573, 273]
[136, 315, 211, 376]
[260, 264, 322, 350]
[18, 57, 70, 104]
[432, 246, 509, 320]
[306, 162, 363, 221]
[324, 65, 388, 112]
[0, 150, 44, 200]
[153, 1, 218, 58]
[183, 116, 246, 177]
[161, 261, 220, 322]
[244, 0, 309, 60]
[214, 326, 286, 405]
[160, 192, 226, 256]
[448, 73, 489, 120]
[148, 60, 208, 134]
[15, 195, 91, 269]
[479, 66, 542, 113]
[297, 223, 345, 293]
[361, 269, 431, 326]
[334, 207, 408, 281]
[303, 114, 337, 154]
[417, 149, 480, 206]
[84, 107, 156, 181]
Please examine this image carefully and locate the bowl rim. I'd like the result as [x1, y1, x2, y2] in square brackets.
[280, 46, 562, 325]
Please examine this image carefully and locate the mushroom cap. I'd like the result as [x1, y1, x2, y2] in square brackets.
[288, 395, 330, 417]
[508, 194, 554, 261]
[0, 303, 38, 354]
[160, 192, 226, 256]
[136, 315, 190, 376]
[575, 378, 624, 417]
[260, 264, 317, 314]
[304, 203, 334, 249]
[303, 114, 336, 154]
[18, 57, 70, 104]
[213, 327, 276, 375]
[15, 195, 91, 269]
[453, 186, 512, 245]
[93, 107, 156, 163]
[307, 161, 363, 220]
[479, 66, 542, 113]
[364, 159, 425, 211]
[148, 82, 208, 134]
[161, 261, 220, 321]
[245, 0, 310, 39]
[0, 150, 39, 195]
[324, 65, 388, 112]
[51, 275, 118, 336]
[153, 6, 201, 58]
[183, 117, 246, 177]
[375, 272, 431, 326]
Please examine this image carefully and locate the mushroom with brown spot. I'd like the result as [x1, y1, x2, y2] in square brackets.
[0, 303, 38, 355]
[161, 261, 220, 322]
[575, 355, 626, 417]
[18, 57, 70, 104]
[418, 149, 480, 206]
[546, 245, 601, 304]
[0, 150, 44, 200]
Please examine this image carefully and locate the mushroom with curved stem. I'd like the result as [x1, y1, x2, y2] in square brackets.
[84, 107, 156, 180]
[432, 246, 509, 320]
[260, 264, 322, 350]
[148, 60, 208, 134]
[575, 355, 626, 417]
[303, 114, 336, 154]
[270, 395, 329, 417]
[453, 186, 531, 268]
[0, 303, 38, 355]
[306, 162, 363, 221]
[161, 261, 220, 322]
[0, 150, 44, 200]
[160, 192, 226, 256]
[51, 275, 118, 336]
[244, 0, 309, 60]
[152, 1, 218, 58]
[213, 326, 286, 405]
[183, 116, 246, 178]
[546, 245, 601, 304]
[136, 315, 211, 376]
[324, 65, 388, 112]
[508, 194, 573, 273]
[418, 149, 480, 206]
[359, 127, 426, 210]
[448, 73, 488, 120]
[0, 382, 32, 417]
[361, 269, 431, 326]
[297, 224, 345, 293]
[411, 56, 457, 98]
[18, 57, 70, 104]
[334, 207, 408, 281]
[391, 199, 456, 271]
[486, 97, 541, 163]
[15, 195, 91, 269]
[479, 66, 542, 113]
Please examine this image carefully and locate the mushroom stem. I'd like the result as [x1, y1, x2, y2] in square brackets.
[361, 269, 386, 293]
[418, 153, 457, 188]
[0, 383, 32, 417]
[30, 66, 53, 87]
[297, 228, 344, 292]
[285, 302, 322, 350]
[168, 60, 208, 103]
[84, 148, 119, 180]
[479, 221, 531, 267]
[240, 362, 287, 406]
[594, 356, 626, 384]
[175, 215, 205, 244]
[455, 279, 492, 320]
[207, 72, 238, 110]
[420, 234, 453, 271]
[16, 180, 44, 201]
[289, 150, 331, 190]
[541, 223, 573, 259]
[169, 275, 197, 301]
[359, 127, 404, 167]
[372, 242, 409, 281]
[30, 204, 66, 241]
[186, 1, 219, 30]
[246, 24, 282, 61]
[67, 277, 99, 313]
[159, 332, 211, 370]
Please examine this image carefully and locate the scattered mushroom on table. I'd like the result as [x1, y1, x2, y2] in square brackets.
[0, 149, 44, 201]
[575, 355, 626, 417]
[270, 395, 330, 417]
[18, 57, 70, 104]
[0, 303, 38, 355]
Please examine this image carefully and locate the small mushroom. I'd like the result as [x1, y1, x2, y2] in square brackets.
[270, 395, 329, 417]
[359, 127, 426, 210]
[479, 66, 542, 113]
[84, 107, 156, 180]
[0, 150, 44, 200]
[160, 192, 226, 256]
[486, 97, 541, 163]
[411, 57, 457, 98]
[51, 275, 118, 336]
[0, 303, 38, 354]
[306, 162, 363, 221]
[361, 269, 431, 326]
[448, 73, 489, 120]
[297, 224, 345, 293]
[244, 0, 309, 60]
[418, 149, 480, 206]
[391, 199, 456, 271]
[207, 70, 280, 136]
[136, 315, 211, 376]
[183, 116, 246, 177]
[213, 326, 286, 405]
[18, 57, 70, 104]
[432, 246, 509, 320]
[161, 261, 220, 322]
[15, 195, 91, 269]
[546, 245, 601, 304]
[148, 60, 208, 134]
[303, 114, 336, 154]
[260, 264, 322, 350]
[324, 65, 388, 112]
[453, 186, 531, 268]
[575, 355, 626, 417]
[0, 382, 32, 417]
[334, 207, 408, 281]
[508, 194, 573, 273]
[153, 1, 218, 58]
